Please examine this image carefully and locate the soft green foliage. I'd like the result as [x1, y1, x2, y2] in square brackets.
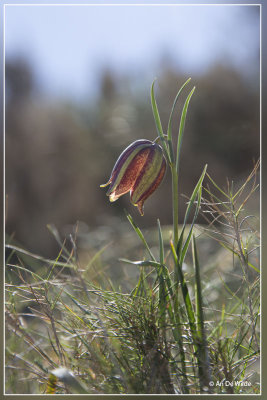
[5, 81, 260, 394]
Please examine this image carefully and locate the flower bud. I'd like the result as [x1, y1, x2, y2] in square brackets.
[100, 139, 166, 215]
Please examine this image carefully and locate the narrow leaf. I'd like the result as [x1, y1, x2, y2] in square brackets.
[151, 80, 164, 137]
[176, 86, 196, 173]
[126, 212, 155, 260]
[167, 77, 192, 163]
[157, 219, 164, 264]
[150, 80, 171, 163]
[167, 77, 191, 142]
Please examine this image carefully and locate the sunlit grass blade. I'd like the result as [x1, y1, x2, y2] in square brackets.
[125, 212, 155, 260]
[248, 261, 260, 274]
[5, 244, 76, 269]
[176, 86, 195, 173]
[133, 266, 152, 298]
[119, 258, 161, 268]
[205, 173, 230, 199]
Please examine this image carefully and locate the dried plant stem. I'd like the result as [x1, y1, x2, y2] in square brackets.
[232, 213, 259, 351]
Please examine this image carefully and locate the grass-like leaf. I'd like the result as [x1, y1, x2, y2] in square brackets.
[176, 86, 196, 173]
[126, 212, 155, 260]
[150, 80, 171, 163]
[167, 77, 192, 163]
[5, 244, 76, 269]
[167, 78, 192, 143]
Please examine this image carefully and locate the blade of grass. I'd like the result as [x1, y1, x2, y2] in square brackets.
[125, 212, 155, 260]
[5, 244, 76, 269]
[119, 259, 162, 268]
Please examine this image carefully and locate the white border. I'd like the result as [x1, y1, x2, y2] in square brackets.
[3, 2, 262, 397]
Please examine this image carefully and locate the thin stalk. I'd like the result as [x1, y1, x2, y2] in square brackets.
[171, 164, 179, 249]
[170, 242, 198, 352]
[171, 296, 189, 393]
[192, 235, 212, 393]
[232, 212, 259, 351]
[157, 220, 188, 393]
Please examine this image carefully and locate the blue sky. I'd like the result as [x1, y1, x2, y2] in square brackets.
[4, 4, 260, 100]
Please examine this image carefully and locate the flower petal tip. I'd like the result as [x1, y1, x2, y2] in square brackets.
[100, 181, 110, 188]
[138, 206, 144, 216]
[133, 202, 144, 216]
[109, 193, 119, 202]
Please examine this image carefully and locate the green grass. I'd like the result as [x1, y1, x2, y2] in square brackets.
[5, 199, 260, 394]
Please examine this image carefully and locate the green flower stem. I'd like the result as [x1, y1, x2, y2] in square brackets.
[171, 163, 179, 249]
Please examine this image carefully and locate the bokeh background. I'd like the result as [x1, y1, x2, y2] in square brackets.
[5, 3, 260, 258]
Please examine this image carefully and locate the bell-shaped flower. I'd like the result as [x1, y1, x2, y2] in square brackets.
[100, 139, 166, 215]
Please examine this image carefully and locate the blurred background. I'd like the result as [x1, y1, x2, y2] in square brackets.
[5, 4, 260, 258]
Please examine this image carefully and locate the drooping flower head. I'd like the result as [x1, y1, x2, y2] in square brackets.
[100, 139, 166, 215]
